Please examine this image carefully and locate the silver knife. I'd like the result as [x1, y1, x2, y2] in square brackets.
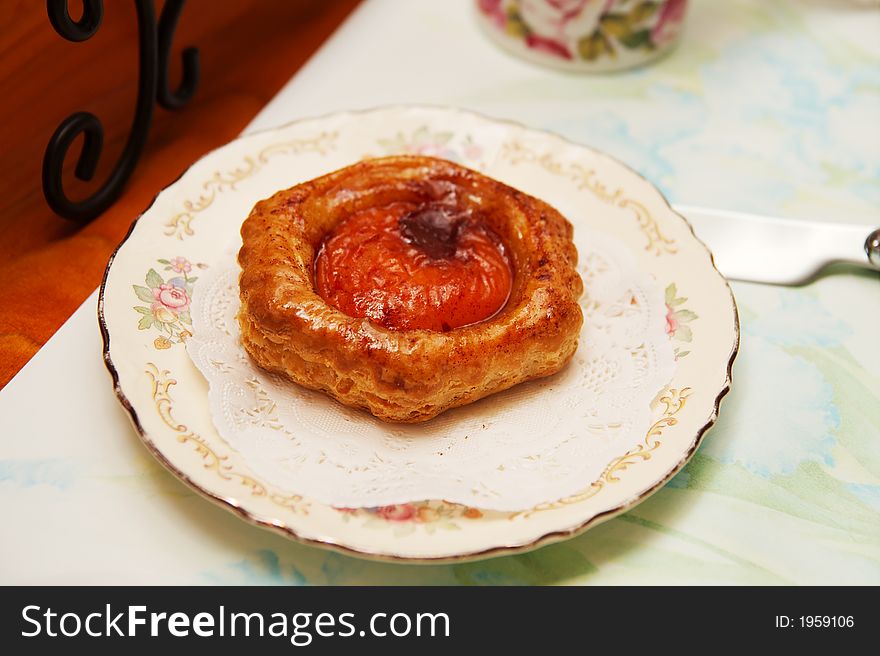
[673, 205, 880, 285]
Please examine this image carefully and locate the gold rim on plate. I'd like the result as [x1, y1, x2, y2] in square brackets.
[98, 105, 739, 562]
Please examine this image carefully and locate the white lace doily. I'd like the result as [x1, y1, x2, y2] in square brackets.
[186, 227, 676, 511]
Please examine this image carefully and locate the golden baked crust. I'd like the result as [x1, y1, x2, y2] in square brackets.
[238, 155, 583, 423]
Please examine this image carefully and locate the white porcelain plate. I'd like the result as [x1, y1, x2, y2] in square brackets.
[99, 106, 738, 562]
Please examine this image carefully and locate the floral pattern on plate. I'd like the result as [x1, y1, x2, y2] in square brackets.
[372, 126, 485, 168]
[338, 503, 485, 536]
[664, 283, 697, 358]
[133, 257, 207, 350]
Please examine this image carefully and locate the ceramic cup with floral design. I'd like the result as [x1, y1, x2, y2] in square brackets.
[476, 0, 688, 72]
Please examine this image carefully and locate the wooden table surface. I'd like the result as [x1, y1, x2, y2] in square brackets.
[0, 0, 360, 388]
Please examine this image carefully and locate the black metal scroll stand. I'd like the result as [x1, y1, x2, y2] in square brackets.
[42, 0, 198, 224]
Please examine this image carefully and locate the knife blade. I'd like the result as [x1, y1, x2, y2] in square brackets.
[672, 205, 880, 285]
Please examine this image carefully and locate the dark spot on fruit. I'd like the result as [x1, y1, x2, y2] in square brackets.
[399, 205, 465, 259]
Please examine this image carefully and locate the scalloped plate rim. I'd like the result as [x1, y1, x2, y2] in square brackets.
[98, 104, 739, 562]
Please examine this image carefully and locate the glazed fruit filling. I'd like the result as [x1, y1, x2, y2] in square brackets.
[315, 201, 513, 331]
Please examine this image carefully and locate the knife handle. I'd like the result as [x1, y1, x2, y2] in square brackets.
[867, 228, 880, 269]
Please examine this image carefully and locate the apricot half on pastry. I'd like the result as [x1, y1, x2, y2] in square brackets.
[237, 155, 583, 423]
